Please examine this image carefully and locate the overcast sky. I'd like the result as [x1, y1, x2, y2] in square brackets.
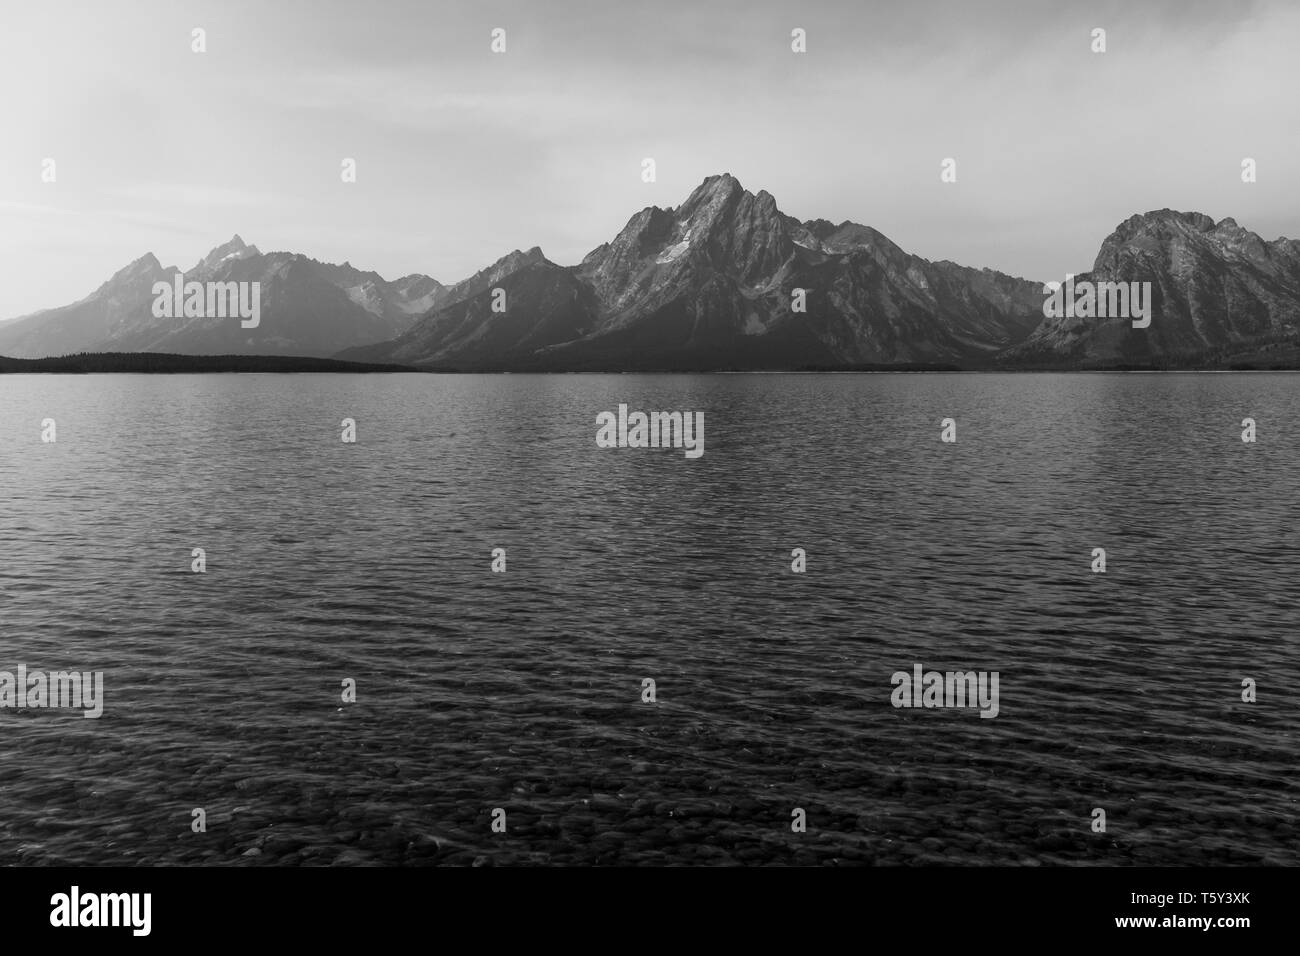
[2, 0, 1297, 317]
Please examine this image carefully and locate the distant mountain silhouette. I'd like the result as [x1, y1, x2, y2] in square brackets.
[0, 236, 444, 359]
[8, 175, 1300, 370]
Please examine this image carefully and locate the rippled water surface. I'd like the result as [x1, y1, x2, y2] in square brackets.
[1, 372, 1296, 866]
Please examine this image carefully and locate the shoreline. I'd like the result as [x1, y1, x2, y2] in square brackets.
[3, 354, 1300, 375]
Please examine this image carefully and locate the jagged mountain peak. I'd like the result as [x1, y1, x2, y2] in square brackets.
[394, 273, 445, 292]
[432, 246, 551, 307]
[481, 246, 547, 277]
[193, 234, 261, 273]
[217, 233, 247, 253]
[111, 252, 162, 279]
[477, 246, 542, 268]
[677, 173, 749, 223]
[688, 171, 744, 198]
[594, 176, 781, 268]
[803, 218, 848, 239]
[1097, 209, 1277, 263]
[1113, 209, 1219, 238]
[87, 252, 168, 300]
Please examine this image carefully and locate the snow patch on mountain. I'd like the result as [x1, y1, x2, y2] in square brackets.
[656, 238, 690, 264]
[346, 283, 384, 315]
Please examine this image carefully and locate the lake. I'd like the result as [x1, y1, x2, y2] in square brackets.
[0, 372, 1295, 865]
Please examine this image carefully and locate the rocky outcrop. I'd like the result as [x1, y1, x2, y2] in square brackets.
[1008, 210, 1300, 366]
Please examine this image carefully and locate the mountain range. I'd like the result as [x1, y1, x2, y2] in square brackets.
[0, 236, 444, 359]
[4, 174, 1299, 370]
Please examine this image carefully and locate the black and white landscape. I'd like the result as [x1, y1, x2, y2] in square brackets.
[5, 176, 1300, 369]
[0, 0, 1296, 908]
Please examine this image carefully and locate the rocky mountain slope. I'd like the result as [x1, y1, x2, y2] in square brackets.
[342, 174, 1045, 370]
[1006, 210, 1300, 366]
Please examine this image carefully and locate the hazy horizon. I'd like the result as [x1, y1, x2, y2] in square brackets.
[3, 0, 1298, 318]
